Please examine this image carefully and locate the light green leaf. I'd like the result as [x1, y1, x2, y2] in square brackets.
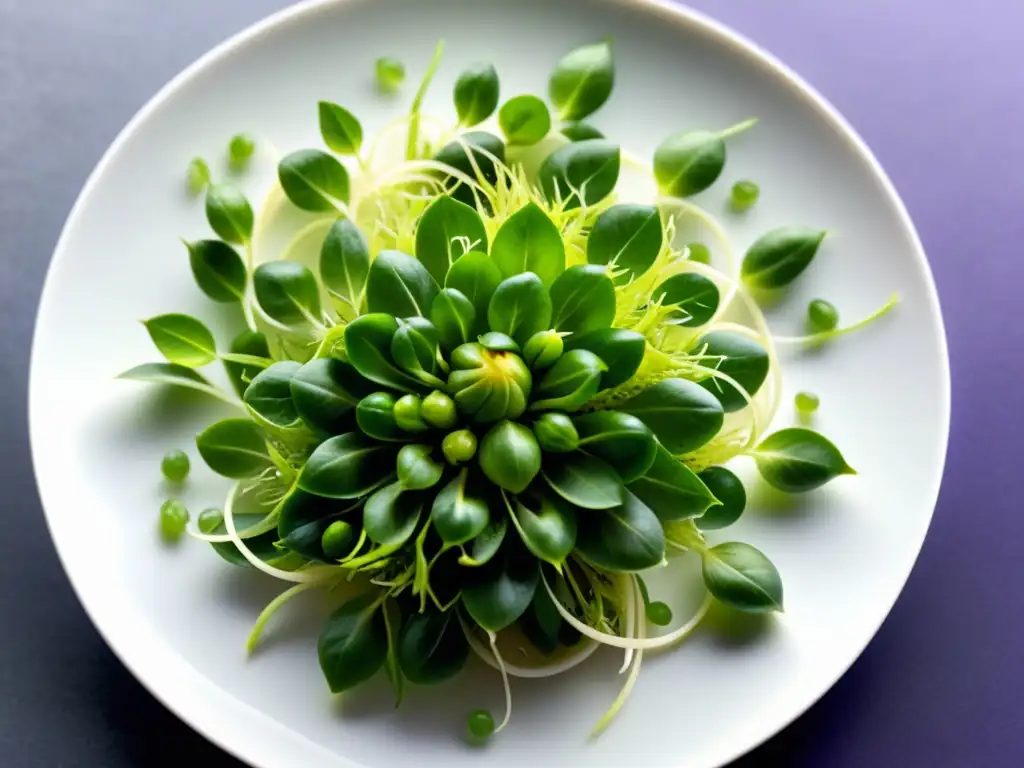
[490, 203, 565, 287]
[143, 313, 216, 368]
[278, 149, 350, 212]
[318, 101, 363, 154]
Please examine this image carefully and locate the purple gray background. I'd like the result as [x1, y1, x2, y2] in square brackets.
[1, 0, 1020, 765]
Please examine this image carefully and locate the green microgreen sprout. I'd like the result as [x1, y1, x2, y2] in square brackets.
[161, 449, 190, 483]
[375, 56, 406, 94]
[186, 157, 210, 195]
[730, 179, 760, 211]
[229, 133, 256, 170]
[160, 499, 189, 542]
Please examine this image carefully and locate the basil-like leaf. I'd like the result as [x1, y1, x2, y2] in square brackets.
[143, 313, 216, 368]
[741, 227, 827, 290]
[362, 481, 422, 547]
[530, 349, 606, 412]
[522, 330, 563, 371]
[461, 514, 508, 567]
[563, 328, 645, 389]
[445, 251, 502, 336]
[573, 411, 656, 483]
[356, 392, 405, 441]
[628, 444, 719, 521]
[549, 264, 616, 334]
[318, 101, 362, 154]
[253, 261, 322, 326]
[290, 358, 371, 434]
[549, 39, 614, 121]
[532, 412, 579, 453]
[224, 330, 270, 397]
[697, 331, 770, 413]
[701, 542, 783, 612]
[487, 273, 553, 345]
[753, 428, 855, 492]
[619, 378, 724, 454]
[586, 203, 662, 283]
[396, 444, 444, 490]
[542, 451, 623, 509]
[415, 195, 488, 286]
[366, 249, 439, 318]
[490, 202, 565, 287]
[478, 421, 541, 494]
[196, 418, 270, 478]
[433, 131, 505, 206]
[318, 593, 387, 693]
[185, 239, 247, 303]
[461, 539, 540, 632]
[508, 488, 577, 566]
[696, 466, 746, 530]
[431, 468, 490, 545]
[205, 183, 253, 244]
[243, 361, 302, 428]
[298, 433, 397, 499]
[430, 288, 476, 353]
[278, 149, 350, 212]
[319, 217, 370, 313]
[655, 272, 720, 327]
[391, 317, 442, 386]
[561, 122, 604, 142]
[575, 490, 665, 572]
[653, 130, 726, 198]
[344, 314, 422, 393]
[277, 487, 356, 562]
[498, 95, 551, 146]
[539, 139, 620, 210]
[398, 608, 470, 684]
[453, 62, 500, 127]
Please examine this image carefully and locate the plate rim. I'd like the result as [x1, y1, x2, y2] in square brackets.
[27, 0, 951, 766]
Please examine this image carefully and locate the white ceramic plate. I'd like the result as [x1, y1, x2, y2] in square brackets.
[29, 0, 949, 766]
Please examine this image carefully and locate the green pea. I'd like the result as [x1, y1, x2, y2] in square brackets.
[394, 394, 429, 432]
[795, 391, 820, 414]
[160, 499, 189, 542]
[807, 299, 839, 332]
[687, 242, 711, 264]
[646, 601, 673, 626]
[186, 157, 210, 196]
[376, 56, 406, 94]
[229, 133, 255, 169]
[442, 429, 477, 464]
[467, 708, 495, 741]
[321, 520, 355, 559]
[197, 507, 223, 534]
[161, 450, 190, 483]
[730, 180, 759, 211]
[421, 390, 457, 429]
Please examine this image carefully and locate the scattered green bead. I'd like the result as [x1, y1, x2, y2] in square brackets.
[646, 601, 673, 626]
[686, 242, 711, 264]
[375, 56, 406, 94]
[421, 390, 457, 429]
[795, 391, 820, 414]
[467, 708, 496, 741]
[442, 429, 477, 464]
[197, 508, 223, 534]
[321, 520, 355, 559]
[161, 450, 190, 483]
[186, 157, 210, 196]
[229, 133, 255, 169]
[807, 299, 839, 332]
[394, 394, 429, 432]
[160, 499, 189, 542]
[730, 179, 760, 211]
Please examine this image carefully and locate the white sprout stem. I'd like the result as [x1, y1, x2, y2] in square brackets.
[460, 616, 599, 678]
[185, 507, 278, 544]
[773, 293, 899, 345]
[719, 116, 759, 139]
[487, 630, 513, 734]
[591, 578, 647, 737]
[246, 580, 325, 653]
[618, 573, 637, 674]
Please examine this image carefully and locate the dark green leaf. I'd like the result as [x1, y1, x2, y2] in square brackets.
[415, 195, 488, 286]
[741, 227, 827, 290]
[366, 249, 440, 318]
[299, 433, 397, 499]
[382, 599, 403, 707]
[291, 358, 373, 433]
[653, 130, 726, 198]
[224, 330, 270, 397]
[453, 63, 500, 127]
[697, 331, 770, 413]
[702, 542, 783, 612]
[430, 288, 476, 353]
[461, 514, 507, 567]
[391, 317, 442, 385]
[696, 466, 746, 530]
[575, 490, 665, 572]
[519, 583, 565, 655]
[317, 593, 387, 693]
[205, 183, 253, 244]
[549, 264, 616, 334]
[549, 39, 614, 121]
[563, 328, 645, 389]
[542, 451, 622, 509]
[431, 468, 491, 545]
[344, 314, 422, 393]
[655, 272, 720, 327]
[753, 428, 855, 492]
[278, 149, 350, 212]
[539, 139, 620, 210]
[318, 101, 363, 153]
[444, 251, 502, 336]
[398, 608, 470, 684]
[196, 418, 270, 478]
[433, 131, 505, 206]
[210, 511, 297, 568]
[356, 392, 405, 441]
[478, 420, 541, 494]
[461, 540, 540, 632]
[498, 95, 551, 146]
[277, 487, 357, 562]
[560, 122, 604, 141]
[362, 481, 422, 546]
[628, 444, 718, 521]
[143, 313, 216, 367]
[532, 412, 579, 453]
[530, 349, 606, 412]
[253, 261, 322, 326]
[586, 204, 662, 283]
[573, 411, 656, 483]
[619, 378, 724, 454]
[397, 444, 444, 490]
[319, 218, 370, 312]
[185, 239, 247, 303]
[243, 361, 302, 428]
[509, 489, 577, 566]
[487, 272, 553, 345]
[490, 202, 565, 287]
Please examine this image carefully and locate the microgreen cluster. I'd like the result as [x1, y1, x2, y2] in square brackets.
[121, 38, 894, 739]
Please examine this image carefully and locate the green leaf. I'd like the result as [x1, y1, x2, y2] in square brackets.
[318, 593, 387, 693]
[382, 599, 404, 706]
[366, 249, 440, 318]
[586, 203, 662, 283]
[196, 418, 270, 478]
[549, 39, 614, 121]
[185, 240, 247, 303]
[655, 272, 720, 327]
[522, 330, 563, 370]
[415, 195, 488, 286]
[290, 358, 372, 433]
[431, 468, 491, 545]
[278, 149, 350, 212]
[356, 392, 405, 441]
[143, 313, 217, 368]
[344, 314, 421, 393]
[573, 411, 656, 483]
[741, 227, 827, 290]
[444, 251, 502, 336]
[430, 288, 476, 353]
[224, 330, 270, 397]
[461, 539, 540, 632]
[702, 542, 783, 612]
[478, 331, 519, 353]
[549, 264, 616, 334]
[561, 122, 604, 141]
[205, 183, 253, 244]
[461, 514, 507, 567]
[508, 488, 577, 566]
[318, 101, 363, 154]
[696, 466, 746, 530]
[530, 349, 606, 412]
[498, 95, 551, 146]
[539, 139, 620, 210]
[575, 490, 665, 572]
[299, 433, 397, 499]
[619, 378, 724, 454]
[319, 217, 370, 312]
[478, 420, 541, 494]
[563, 328, 645, 389]
[243, 361, 302, 428]
[209, 510, 296, 568]
[696, 331, 770, 413]
[397, 444, 444, 490]
[398, 608, 470, 685]
[532, 412, 579, 453]
[453, 62, 500, 127]
[542, 451, 623, 509]
[433, 131, 505, 206]
[653, 130, 726, 197]
[117, 362, 222, 399]
[487, 272, 553, 345]
[391, 317, 442, 386]
[753, 428, 855, 493]
[253, 261, 322, 326]
[362, 481, 422, 547]
[277, 487, 356, 563]
[490, 203, 565, 287]
[628, 444, 718, 521]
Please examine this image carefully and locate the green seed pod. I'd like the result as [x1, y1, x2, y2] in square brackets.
[442, 429, 478, 464]
[523, 330, 564, 370]
[421, 390, 457, 429]
[448, 342, 533, 423]
[394, 394, 429, 432]
[321, 520, 354, 559]
[532, 412, 579, 452]
[478, 421, 542, 493]
[356, 392, 404, 441]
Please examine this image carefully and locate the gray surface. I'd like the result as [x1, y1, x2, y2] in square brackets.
[1, 0, 1021, 766]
